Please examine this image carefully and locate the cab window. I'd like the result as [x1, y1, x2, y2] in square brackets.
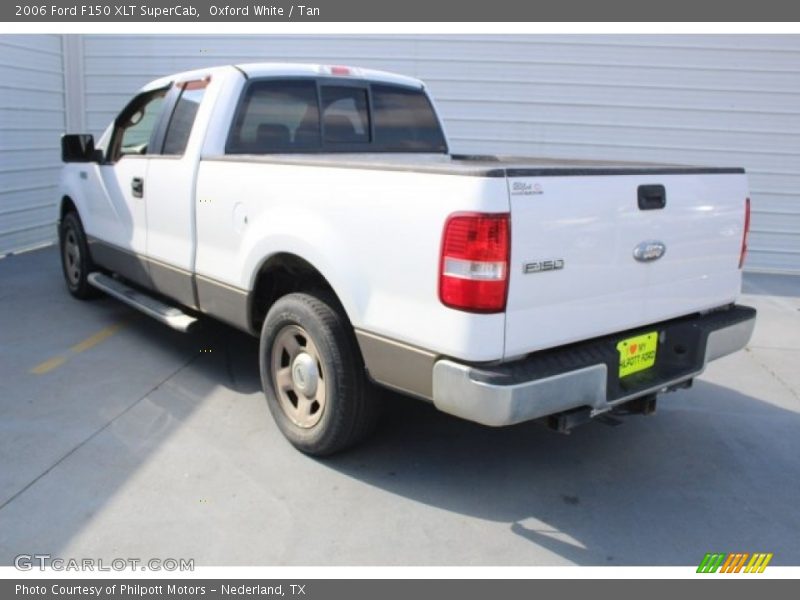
[321, 86, 369, 144]
[163, 85, 207, 155]
[226, 80, 321, 153]
[225, 78, 448, 154]
[108, 89, 167, 162]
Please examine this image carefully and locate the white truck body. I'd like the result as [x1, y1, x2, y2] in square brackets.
[57, 63, 756, 452]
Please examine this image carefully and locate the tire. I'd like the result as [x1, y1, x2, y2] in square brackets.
[59, 211, 100, 300]
[259, 292, 378, 456]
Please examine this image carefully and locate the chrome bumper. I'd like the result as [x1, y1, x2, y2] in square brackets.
[432, 308, 756, 427]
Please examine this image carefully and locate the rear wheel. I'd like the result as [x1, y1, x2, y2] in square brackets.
[59, 211, 99, 299]
[259, 292, 378, 456]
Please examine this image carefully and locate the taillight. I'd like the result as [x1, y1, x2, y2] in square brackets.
[739, 197, 751, 269]
[439, 212, 510, 313]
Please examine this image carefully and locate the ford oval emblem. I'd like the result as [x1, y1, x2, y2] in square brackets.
[633, 241, 666, 262]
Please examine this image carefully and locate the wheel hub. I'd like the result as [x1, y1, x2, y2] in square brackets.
[291, 352, 318, 397]
[271, 324, 326, 429]
[63, 229, 81, 285]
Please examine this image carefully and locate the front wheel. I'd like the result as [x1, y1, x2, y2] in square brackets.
[59, 211, 99, 299]
[259, 292, 378, 456]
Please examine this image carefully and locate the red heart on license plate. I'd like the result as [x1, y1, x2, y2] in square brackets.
[629, 343, 638, 355]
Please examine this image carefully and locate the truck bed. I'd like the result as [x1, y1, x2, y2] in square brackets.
[199, 151, 748, 361]
[205, 152, 745, 178]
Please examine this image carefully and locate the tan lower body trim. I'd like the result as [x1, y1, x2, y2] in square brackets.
[355, 330, 437, 401]
[87, 236, 252, 334]
[195, 274, 252, 333]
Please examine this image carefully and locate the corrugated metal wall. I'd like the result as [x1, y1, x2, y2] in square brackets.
[79, 34, 800, 274]
[3, 34, 799, 273]
[0, 35, 66, 255]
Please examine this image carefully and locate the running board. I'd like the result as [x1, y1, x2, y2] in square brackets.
[87, 272, 198, 333]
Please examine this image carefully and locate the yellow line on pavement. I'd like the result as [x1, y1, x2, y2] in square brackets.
[70, 323, 124, 354]
[29, 322, 125, 375]
[30, 355, 68, 375]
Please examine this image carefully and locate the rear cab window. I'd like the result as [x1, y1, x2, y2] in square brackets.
[225, 77, 447, 154]
[371, 84, 447, 151]
[321, 86, 370, 144]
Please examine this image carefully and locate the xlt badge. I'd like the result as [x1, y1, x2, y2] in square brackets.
[523, 259, 565, 274]
[511, 182, 543, 196]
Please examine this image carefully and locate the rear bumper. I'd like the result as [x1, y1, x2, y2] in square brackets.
[432, 305, 756, 427]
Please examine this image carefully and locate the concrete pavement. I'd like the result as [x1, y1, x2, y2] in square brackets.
[1, 246, 798, 566]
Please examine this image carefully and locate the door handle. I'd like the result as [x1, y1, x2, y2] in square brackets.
[131, 177, 144, 198]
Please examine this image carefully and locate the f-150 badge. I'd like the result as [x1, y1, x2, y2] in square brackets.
[523, 259, 564, 274]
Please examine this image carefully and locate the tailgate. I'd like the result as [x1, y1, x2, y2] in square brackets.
[504, 170, 749, 359]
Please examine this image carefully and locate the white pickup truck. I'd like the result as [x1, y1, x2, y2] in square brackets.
[58, 63, 756, 455]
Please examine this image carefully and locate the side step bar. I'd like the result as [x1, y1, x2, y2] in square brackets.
[87, 272, 198, 333]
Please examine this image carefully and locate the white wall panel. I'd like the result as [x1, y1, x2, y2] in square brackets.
[0, 35, 65, 255]
[78, 34, 799, 273]
[4, 34, 798, 272]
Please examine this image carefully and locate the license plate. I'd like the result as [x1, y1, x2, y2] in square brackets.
[616, 331, 658, 378]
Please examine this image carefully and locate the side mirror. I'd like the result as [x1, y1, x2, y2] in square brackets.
[61, 134, 102, 163]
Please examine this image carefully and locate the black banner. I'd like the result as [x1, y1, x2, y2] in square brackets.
[4, 580, 798, 600]
[3, 0, 800, 22]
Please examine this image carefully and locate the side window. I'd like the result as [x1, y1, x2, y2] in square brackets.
[321, 86, 369, 144]
[227, 80, 320, 153]
[109, 89, 167, 162]
[163, 85, 206, 155]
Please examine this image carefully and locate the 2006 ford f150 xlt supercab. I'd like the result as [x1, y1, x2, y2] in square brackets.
[58, 63, 756, 455]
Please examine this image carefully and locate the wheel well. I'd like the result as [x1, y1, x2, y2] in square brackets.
[250, 254, 344, 332]
[60, 196, 77, 221]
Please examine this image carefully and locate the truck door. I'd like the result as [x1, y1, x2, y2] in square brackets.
[144, 78, 211, 309]
[89, 88, 169, 288]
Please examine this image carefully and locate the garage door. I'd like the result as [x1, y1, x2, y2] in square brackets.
[73, 34, 800, 274]
[0, 35, 65, 256]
